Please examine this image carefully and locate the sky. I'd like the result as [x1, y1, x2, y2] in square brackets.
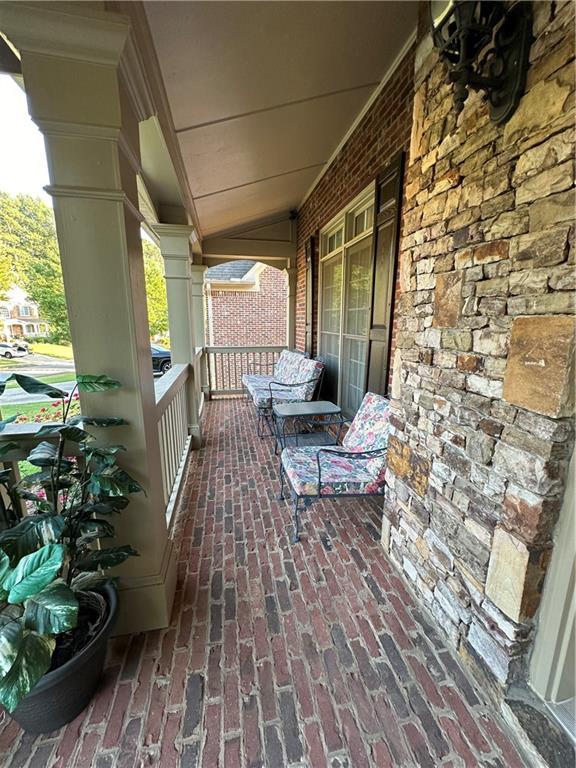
[0, 74, 51, 203]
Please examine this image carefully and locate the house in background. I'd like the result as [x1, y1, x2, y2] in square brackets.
[204, 260, 287, 347]
[0, 286, 49, 340]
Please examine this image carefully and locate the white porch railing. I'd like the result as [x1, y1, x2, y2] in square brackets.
[205, 345, 286, 396]
[155, 363, 193, 520]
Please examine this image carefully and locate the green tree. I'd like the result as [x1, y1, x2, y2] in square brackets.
[0, 192, 70, 341]
[143, 239, 168, 337]
[0, 193, 168, 342]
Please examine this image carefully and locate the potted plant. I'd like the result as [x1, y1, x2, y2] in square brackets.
[0, 373, 140, 732]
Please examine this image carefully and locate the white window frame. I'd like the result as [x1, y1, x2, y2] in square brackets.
[318, 183, 376, 415]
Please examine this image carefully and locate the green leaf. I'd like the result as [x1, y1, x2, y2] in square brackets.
[0, 374, 67, 399]
[69, 416, 128, 427]
[0, 441, 20, 457]
[74, 545, 138, 571]
[71, 571, 111, 591]
[4, 544, 64, 604]
[0, 549, 11, 585]
[0, 631, 55, 712]
[23, 579, 78, 635]
[0, 415, 18, 433]
[35, 425, 93, 444]
[76, 375, 121, 393]
[0, 613, 23, 675]
[89, 467, 144, 497]
[27, 441, 58, 468]
[79, 519, 115, 539]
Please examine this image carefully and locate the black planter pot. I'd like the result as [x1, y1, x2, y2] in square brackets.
[10, 583, 118, 734]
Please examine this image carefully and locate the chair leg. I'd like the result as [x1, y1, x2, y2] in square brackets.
[290, 497, 301, 544]
[278, 465, 285, 501]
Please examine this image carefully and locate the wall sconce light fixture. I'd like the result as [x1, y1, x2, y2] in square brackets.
[429, 1, 532, 124]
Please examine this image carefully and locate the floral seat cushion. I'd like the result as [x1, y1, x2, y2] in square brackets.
[281, 445, 385, 496]
[244, 354, 324, 408]
[281, 392, 391, 497]
[250, 386, 304, 408]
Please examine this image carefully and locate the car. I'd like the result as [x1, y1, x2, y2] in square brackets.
[151, 345, 171, 375]
[0, 343, 27, 359]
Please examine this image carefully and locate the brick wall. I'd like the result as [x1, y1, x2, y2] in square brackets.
[385, 1, 575, 697]
[295, 45, 416, 362]
[206, 265, 287, 347]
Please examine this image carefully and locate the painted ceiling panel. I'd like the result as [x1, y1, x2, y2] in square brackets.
[145, 1, 417, 237]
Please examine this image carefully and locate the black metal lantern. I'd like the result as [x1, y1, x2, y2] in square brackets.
[429, 0, 532, 124]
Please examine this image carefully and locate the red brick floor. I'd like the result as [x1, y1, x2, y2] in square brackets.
[0, 399, 530, 767]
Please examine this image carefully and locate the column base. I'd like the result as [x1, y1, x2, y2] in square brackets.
[112, 538, 178, 635]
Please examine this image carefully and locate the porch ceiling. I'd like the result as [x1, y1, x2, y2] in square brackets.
[144, 1, 417, 238]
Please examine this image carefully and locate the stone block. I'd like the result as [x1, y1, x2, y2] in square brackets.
[457, 353, 483, 373]
[507, 291, 575, 316]
[492, 441, 561, 496]
[485, 527, 551, 623]
[488, 208, 530, 239]
[387, 436, 430, 498]
[508, 269, 549, 295]
[511, 225, 570, 270]
[472, 240, 509, 265]
[503, 78, 570, 144]
[515, 160, 574, 205]
[529, 188, 576, 231]
[442, 329, 472, 351]
[502, 485, 562, 546]
[472, 329, 509, 357]
[467, 374, 503, 399]
[475, 277, 509, 297]
[513, 129, 574, 186]
[466, 620, 511, 684]
[433, 271, 463, 328]
[502, 315, 576, 417]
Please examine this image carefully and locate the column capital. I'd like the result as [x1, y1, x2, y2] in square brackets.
[190, 264, 208, 282]
[153, 223, 196, 241]
[0, 3, 130, 65]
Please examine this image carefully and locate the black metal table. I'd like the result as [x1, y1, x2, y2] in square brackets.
[272, 400, 344, 455]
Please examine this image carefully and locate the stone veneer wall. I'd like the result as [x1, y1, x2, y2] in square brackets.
[385, 0, 575, 694]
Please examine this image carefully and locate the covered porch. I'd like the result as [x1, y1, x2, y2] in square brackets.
[0, 399, 527, 767]
[0, 0, 574, 764]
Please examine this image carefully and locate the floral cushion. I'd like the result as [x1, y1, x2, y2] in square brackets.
[244, 354, 324, 408]
[242, 351, 319, 400]
[250, 386, 304, 408]
[344, 392, 391, 450]
[281, 445, 386, 497]
[242, 373, 275, 389]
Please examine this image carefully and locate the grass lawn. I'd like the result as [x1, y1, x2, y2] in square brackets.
[30, 342, 74, 360]
[3, 372, 76, 389]
[0, 402, 57, 421]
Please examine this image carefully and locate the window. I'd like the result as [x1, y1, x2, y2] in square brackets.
[319, 186, 375, 416]
[19, 305, 31, 317]
[0, 307, 9, 319]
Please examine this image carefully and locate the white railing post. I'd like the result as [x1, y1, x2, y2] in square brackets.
[154, 225, 205, 448]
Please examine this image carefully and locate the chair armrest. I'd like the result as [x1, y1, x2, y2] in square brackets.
[267, 377, 319, 398]
[315, 447, 387, 494]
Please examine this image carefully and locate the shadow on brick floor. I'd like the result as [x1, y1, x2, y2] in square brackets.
[0, 399, 531, 767]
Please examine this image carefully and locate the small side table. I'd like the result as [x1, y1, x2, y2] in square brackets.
[272, 400, 344, 456]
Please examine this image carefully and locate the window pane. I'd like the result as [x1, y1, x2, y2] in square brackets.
[343, 238, 372, 338]
[320, 255, 342, 401]
[340, 237, 372, 416]
[341, 337, 368, 416]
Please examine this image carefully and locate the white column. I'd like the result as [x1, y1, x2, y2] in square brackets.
[154, 224, 204, 446]
[0, 2, 177, 634]
[286, 265, 298, 350]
